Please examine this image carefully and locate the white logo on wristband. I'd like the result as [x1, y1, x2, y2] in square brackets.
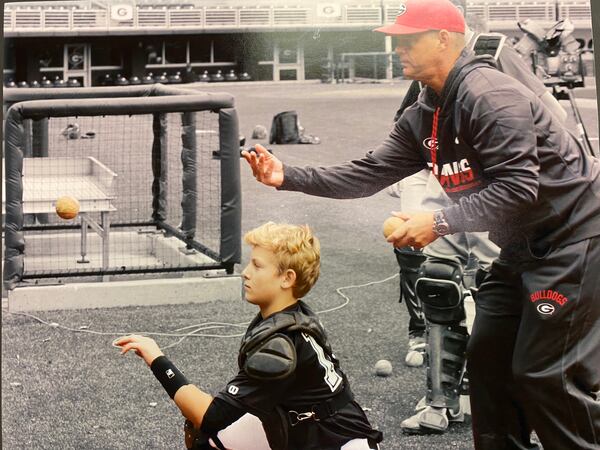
[166, 369, 175, 379]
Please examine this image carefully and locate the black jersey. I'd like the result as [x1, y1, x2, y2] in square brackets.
[206, 301, 381, 450]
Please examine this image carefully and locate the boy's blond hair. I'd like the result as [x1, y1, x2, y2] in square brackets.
[244, 222, 320, 299]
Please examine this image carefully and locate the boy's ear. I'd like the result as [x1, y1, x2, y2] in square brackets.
[281, 269, 297, 289]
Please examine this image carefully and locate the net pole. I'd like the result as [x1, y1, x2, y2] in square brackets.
[32, 118, 48, 157]
[151, 113, 168, 223]
[32, 118, 49, 224]
[22, 119, 35, 226]
[180, 111, 197, 244]
[218, 108, 241, 273]
[23, 119, 33, 157]
[3, 107, 26, 289]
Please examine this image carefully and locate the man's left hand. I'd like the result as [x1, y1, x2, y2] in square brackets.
[386, 211, 438, 249]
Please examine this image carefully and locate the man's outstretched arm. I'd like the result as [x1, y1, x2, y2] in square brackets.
[241, 119, 426, 199]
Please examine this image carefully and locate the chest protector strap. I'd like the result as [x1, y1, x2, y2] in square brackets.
[238, 310, 331, 381]
[471, 33, 507, 60]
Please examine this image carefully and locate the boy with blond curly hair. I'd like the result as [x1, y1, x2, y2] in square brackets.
[115, 222, 381, 450]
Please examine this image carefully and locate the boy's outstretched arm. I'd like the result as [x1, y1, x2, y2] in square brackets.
[114, 334, 213, 428]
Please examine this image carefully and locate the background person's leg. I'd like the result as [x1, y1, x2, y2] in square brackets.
[411, 258, 468, 432]
[401, 252, 473, 434]
[513, 237, 600, 450]
[388, 170, 430, 367]
[465, 232, 501, 271]
[394, 247, 427, 366]
[398, 223, 475, 433]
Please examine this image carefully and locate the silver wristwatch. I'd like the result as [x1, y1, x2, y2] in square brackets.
[433, 210, 451, 236]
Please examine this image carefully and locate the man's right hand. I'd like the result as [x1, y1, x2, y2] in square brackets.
[241, 144, 284, 188]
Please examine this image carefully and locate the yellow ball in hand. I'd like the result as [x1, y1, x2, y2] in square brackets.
[382, 216, 405, 238]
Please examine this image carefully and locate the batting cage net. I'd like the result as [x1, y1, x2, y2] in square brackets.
[3, 85, 241, 288]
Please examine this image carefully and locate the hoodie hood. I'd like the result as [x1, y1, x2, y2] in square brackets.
[416, 49, 498, 114]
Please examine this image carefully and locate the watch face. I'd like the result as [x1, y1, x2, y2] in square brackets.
[437, 223, 450, 235]
[433, 211, 450, 235]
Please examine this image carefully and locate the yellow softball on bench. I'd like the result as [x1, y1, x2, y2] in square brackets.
[55, 196, 80, 220]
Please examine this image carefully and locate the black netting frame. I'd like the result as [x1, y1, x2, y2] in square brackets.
[3, 86, 241, 288]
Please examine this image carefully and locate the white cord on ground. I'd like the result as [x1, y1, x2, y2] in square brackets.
[9, 311, 248, 340]
[7, 273, 399, 350]
[317, 273, 399, 315]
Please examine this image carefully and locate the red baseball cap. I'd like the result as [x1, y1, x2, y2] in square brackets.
[373, 0, 466, 35]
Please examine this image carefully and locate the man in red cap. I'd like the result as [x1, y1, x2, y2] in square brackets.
[242, 0, 600, 449]
[384, 0, 568, 439]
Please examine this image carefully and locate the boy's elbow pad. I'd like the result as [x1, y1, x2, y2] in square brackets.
[244, 334, 296, 381]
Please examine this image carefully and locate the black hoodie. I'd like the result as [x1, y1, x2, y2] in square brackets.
[280, 50, 600, 251]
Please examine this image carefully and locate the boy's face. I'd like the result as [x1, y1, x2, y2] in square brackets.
[241, 245, 288, 306]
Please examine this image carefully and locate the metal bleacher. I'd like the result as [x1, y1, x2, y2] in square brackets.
[4, 0, 592, 36]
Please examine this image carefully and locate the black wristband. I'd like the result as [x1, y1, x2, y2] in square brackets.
[150, 356, 189, 399]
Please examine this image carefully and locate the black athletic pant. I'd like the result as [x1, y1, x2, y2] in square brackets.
[467, 236, 600, 450]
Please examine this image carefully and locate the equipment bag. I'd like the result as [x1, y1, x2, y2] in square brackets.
[269, 111, 300, 144]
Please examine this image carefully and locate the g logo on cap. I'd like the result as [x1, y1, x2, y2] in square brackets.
[397, 3, 407, 16]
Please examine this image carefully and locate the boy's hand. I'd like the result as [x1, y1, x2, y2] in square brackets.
[113, 335, 164, 367]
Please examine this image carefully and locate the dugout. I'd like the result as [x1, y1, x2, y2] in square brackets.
[4, 30, 392, 86]
[3, 1, 594, 86]
[3, 84, 241, 295]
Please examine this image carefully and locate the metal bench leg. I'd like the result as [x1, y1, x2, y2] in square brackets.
[78, 214, 90, 264]
[101, 211, 110, 282]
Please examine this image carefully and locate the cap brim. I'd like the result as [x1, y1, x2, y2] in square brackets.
[373, 24, 431, 35]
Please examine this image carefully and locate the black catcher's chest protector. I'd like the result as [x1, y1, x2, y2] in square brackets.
[238, 309, 331, 381]
[236, 309, 335, 450]
[230, 306, 374, 450]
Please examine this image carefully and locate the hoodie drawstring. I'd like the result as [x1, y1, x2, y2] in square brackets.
[431, 106, 441, 180]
